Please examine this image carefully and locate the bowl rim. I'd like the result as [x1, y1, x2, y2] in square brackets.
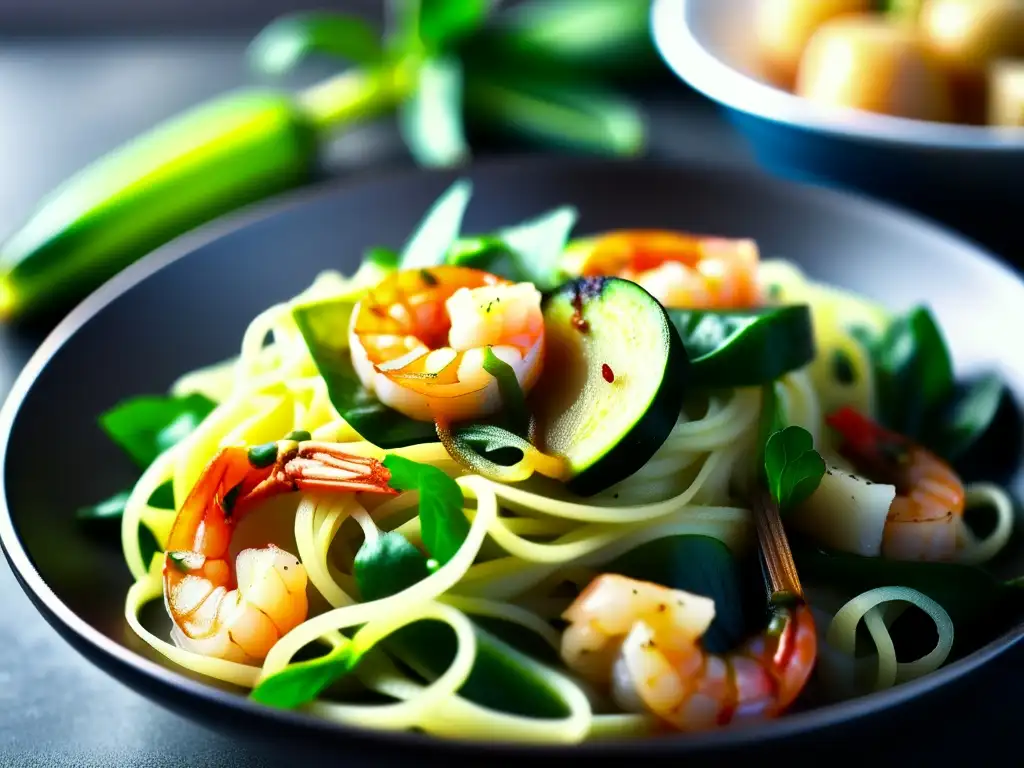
[650, 0, 1024, 151]
[1, 154, 1023, 756]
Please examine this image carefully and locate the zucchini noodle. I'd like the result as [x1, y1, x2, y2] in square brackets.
[821, 586, 954, 696]
[116, 258, 1018, 743]
[956, 483, 1017, 566]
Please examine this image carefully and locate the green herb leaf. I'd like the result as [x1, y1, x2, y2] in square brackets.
[383, 454, 468, 564]
[351, 517, 572, 718]
[99, 393, 216, 469]
[399, 179, 473, 269]
[668, 306, 816, 389]
[292, 298, 438, 448]
[399, 56, 469, 168]
[354, 531, 432, 602]
[76, 490, 132, 521]
[449, 423, 533, 469]
[77, 487, 165, 566]
[756, 382, 787, 477]
[609, 535, 748, 653]
[462, 0, 660, 79]
[482, 347, 530, 437]
[416, 0, 492, 50]
[78, 480, 175, 522]
[867, 306, 954, 438]
[493, 206, 577, 291]
[247, 12, 384, 75]
[250, 642, 360, 709]
[764, 426, 826, 512]
[364, 246, 400, 270]
[464, 71, 644, 157]
[925, 373, 1005, 461]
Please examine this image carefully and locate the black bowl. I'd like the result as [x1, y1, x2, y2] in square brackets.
[1, 157, 1022, 762]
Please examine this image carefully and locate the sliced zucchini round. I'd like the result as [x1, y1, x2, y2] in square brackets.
[532, 276, 689, 496]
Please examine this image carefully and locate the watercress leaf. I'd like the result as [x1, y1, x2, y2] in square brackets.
[494, 205, 578, 291]
[667, 306, 815, 389]
[399, 56, 470, 168]
[354, 530, 431, 602]
[247, 12, 383, 76]
[778, 450, 827, 509]
[99, 393, 216, 469]
[383, 455, 468, 564]
[482, 347, 529, 437]
[399, 179, 473, 269]
[609, 535, 748, 653]
[292, 298, 438, 448]
[764, 426, 825, 512]
[417, 0, 492, 50]
[250, 642, 359, 709]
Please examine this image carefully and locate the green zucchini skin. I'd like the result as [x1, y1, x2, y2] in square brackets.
[534, 276, 690, 497]
[0, 89, 319, 321]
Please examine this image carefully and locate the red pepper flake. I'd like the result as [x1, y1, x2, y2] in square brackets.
[602, 364, 614, 383]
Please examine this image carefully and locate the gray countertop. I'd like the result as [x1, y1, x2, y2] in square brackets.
[0, 36, 1019, 768]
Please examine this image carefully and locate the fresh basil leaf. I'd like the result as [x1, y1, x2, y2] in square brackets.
[383, 454, 468, 564]
[354, 531, 432, 602]
[609, 535, 748, 653]
[399, 56, 470, 168]
[482, 347, 530, 437]
[247, 12, 384, 75]
[250, 642, 360, 709]
[399, 179, 473, 269]
[793, 539, 1023, 640]
[494, 206, 578, 291]
[292, 298, 438, 448]
[871, 306, 954, 437]
[668, 306, 815, 389]
[764, 426, 825, 512]
[100, 393, 216, 469]
[464, 70, 644, 157]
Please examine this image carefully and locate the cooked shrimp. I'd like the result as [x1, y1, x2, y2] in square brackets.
[827, 407, 966, 562]
[349, 266, 545, 423]
[561, 574, 817, 731]
[566, 230, 762, 309]
[163, 435, 395, 662]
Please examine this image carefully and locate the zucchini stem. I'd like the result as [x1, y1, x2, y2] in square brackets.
[297, 66, 410, 136]
[752, 490, 804, 606]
